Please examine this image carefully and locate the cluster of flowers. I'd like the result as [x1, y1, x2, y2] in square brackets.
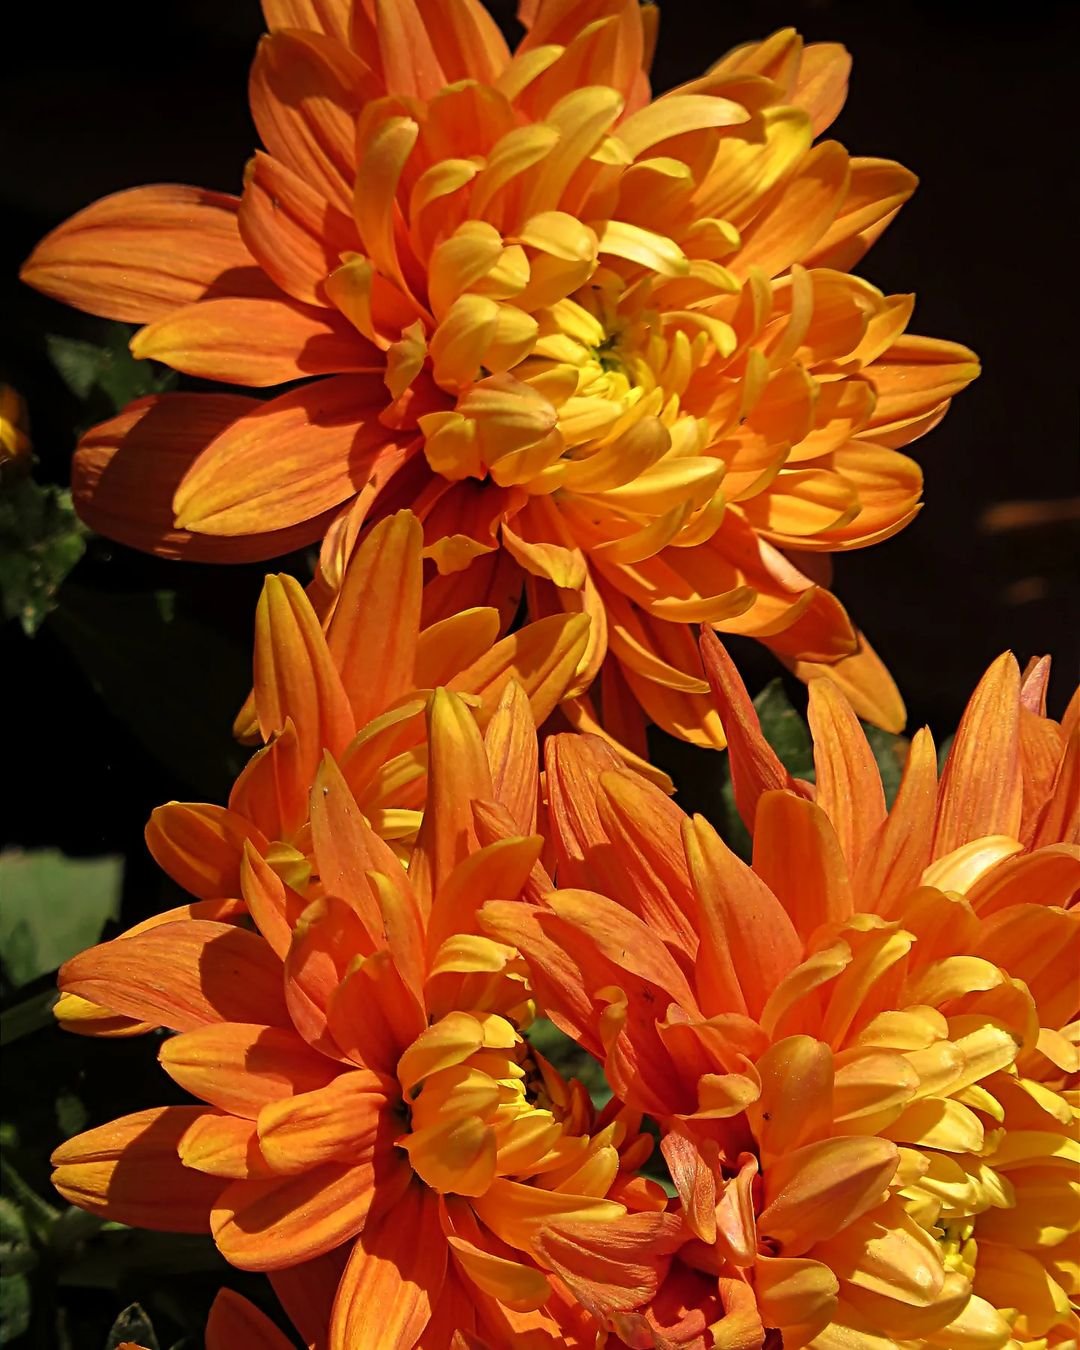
[21, 1, 1076, 1348]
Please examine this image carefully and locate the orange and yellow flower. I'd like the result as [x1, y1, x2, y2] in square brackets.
[485, 639, 1078, 1347]
[22, 0, 978, 751]
[52, 687, 679, 1348]
[54, 505, 591, 1039]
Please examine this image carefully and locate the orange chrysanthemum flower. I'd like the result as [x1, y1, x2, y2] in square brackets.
[485, 639, 1078, 1347]
[22, 0, 978, 752]
[55, 505, 589, 1037]
[52, 688, 677, 1348]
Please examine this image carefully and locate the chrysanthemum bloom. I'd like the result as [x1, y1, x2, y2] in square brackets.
[483, 639, 1079, 1347]
[22, 1, 978, 752]
[55, 506, 589, 1037]
[52, 688, 676, 1348]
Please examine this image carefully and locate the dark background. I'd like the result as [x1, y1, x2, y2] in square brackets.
[0, 3, 1077, 1339]
[1, 0, 1077, 905]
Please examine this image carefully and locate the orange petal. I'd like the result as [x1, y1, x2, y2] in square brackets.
[21, 185, 270, 324]
[934, 653, 1022, 857]
[239, 150, 360, 306]
[261, 0, 351, 44]
[228, 720, 308, 847]
[483, 680, 540, 835]
[325, 510, 424, 726]
[284, 896, 378, 1055]
[59, 921, 289, 1033]
[211, 1153, 407, 1271]
[131, 295, 379, 387]
[853, 727, 938, 916]
[756, 1136, 899, 1257]
[805, 157, 917, 271]
[145, 801, 268, 900]
[413, 0, 510, 84]
[241, 842, 309, 960]
[269, 1248, 350, 1350]
[865, 334, 980, 429]
[51, 1106, 222, 1231]
[254, 574, 355, 788]
[330, 1182, 446, 1349]
[449, 612, 591, 728]
[699, 628, 804, 829]
[249, 31, 365, 212]
[257, 1070, 390, 1173]
[753, 792, 854, 936]
[408, 689, 493, 909]
[173, 375, 406, 536]
[73, 394, 337, 562]
[683, 814, 802, 1018]
[206, 1289, 296, 1350]
[160, 1023, 340, 1118]
[782, 626, 907, 735]
[178, 1112, 274, 1180]
[807, 677, 887, 873]
[747, 1036, 835, 1165]
[310, 752, 410, 949]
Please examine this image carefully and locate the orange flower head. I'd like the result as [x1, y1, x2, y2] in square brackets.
[486, 639, 1079, 1346]
[22, 1, 978, 754]
[51, 688, 676, 1348]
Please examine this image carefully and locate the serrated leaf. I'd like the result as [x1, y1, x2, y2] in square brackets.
[0, 1272, 31, 1343]
[0, 477, 87, 635]
[0, 850, 122, 990]
[106, 1304, 159, 1350]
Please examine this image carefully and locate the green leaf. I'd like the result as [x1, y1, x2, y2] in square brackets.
[937, 733, 954, 774]
[714, 679, 813, 860]
[525, 1018, 611, 1108]
[0, 849, 123, 990]
[46, 326, 175, 415]
[0, 476, 86, 636]
[55, 1093, 88, 1140]
[0, 988, 59, 1047]
[754, 679, 814, 781]
[0, 1272, 31, 1343]
[105, 1304, 159, 1350]
[0, 1196, 37, 1277]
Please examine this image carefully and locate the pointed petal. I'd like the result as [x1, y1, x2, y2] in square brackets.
[325, 510, 424, 726]
[753, 792, 854, 935]
[59, 921, 289, 1033]
[330, 1183, 446, 1349]
[854, 728, 938, 916]
[172, 375, 405, 536]
[254, 573, 355, 787]
[51, 1107, 222, 1231]
[808, 677, 887, 873]
[683, 814, 802, 1018]
[145, 801, 267, 900]
[73, 394, 336, 561]
[21, 186, 269, 324]
[483, 680, 540, 834]
[257, 1070, 390, 1172]
[160, 1023, 340, 1118]
[131, 295, 379, 387]
[409, 690, 493, 908]
[206, 1290, 296, 1350]
[934, 653, 1022, 856]
[699, 628, 801, 829]
[211, 1151, 409, 1270]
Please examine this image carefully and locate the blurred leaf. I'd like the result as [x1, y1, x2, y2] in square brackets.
[0, 1196, 37, 1277]
[715, 679, 814, 860]
[937, 733, 954, 773]
[0, 989, 58, 1047]
[0, 1155, 60, 1244]
[56, 1093, 88, 1139]
[49, 585, 250, 799]
[862, 723, 908, 808]
[0, 850, 122, 990]
[754, 680, 814, 780]
[525, 1017, 611, 1108]
[0, 1271, 31, 1343]
[0, 476, 86, 636]
[46, 327, 175, 416]
[105, 1304, 159, 1350]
